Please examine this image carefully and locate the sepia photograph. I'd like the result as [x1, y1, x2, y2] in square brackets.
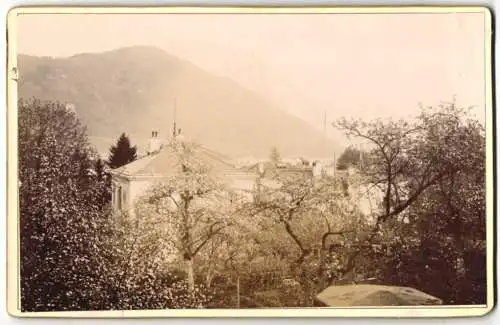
[6, 6, 494, 317]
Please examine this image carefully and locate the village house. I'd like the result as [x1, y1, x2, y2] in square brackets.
[109, 130, 343, 216]
[109, 130, 261, 215]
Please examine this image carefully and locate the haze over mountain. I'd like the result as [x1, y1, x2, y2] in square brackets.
[18, 46, 340, 160]
[165, 40, 333, 135]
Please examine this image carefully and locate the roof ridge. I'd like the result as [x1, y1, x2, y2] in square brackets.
[113, 141, 247, 176]
[115, 152, 158, 174]
[137, 148, 173, 175]
[196, 145, 236, 169]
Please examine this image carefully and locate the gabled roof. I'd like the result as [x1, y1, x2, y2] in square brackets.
[110, 140, 244, 179]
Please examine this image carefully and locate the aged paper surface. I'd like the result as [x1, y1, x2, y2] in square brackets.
[6, 6, 494, 317]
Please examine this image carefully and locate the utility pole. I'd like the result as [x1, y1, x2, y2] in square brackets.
[323, 111, 327, 139]
[172, 97, 177, 138]
[323, 110, 336, 177]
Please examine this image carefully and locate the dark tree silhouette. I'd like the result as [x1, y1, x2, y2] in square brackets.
[95, 158, 106, 180]
[108, 133, 137, 169]
[336, 146, 362, 170]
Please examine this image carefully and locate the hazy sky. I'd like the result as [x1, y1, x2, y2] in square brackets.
[16, 12, 488, 141]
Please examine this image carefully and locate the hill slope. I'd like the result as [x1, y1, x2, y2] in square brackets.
[18, 46, 339, 159]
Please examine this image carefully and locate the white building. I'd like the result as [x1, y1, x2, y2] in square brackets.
[109, 131, 260, 215]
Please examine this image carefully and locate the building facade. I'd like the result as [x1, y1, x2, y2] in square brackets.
[109, 131, 261, 215]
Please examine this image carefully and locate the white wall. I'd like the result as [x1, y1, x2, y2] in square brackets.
[312, 162, 323, 178]
[112, 176, 162, 215]
[128, 178, 157, 210]
[348, 181, 384, 223]
[114, 172, 261, 215]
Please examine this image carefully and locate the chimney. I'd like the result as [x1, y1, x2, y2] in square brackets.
[147, 130, 162, 155]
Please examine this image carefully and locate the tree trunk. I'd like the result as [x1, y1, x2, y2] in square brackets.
[205, 271, 213, 288]
[318, 248, 327, 289]
[186, 258, 195, 293]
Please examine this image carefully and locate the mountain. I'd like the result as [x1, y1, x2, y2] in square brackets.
[165, 40, 331, 132]
[17, 46, 340, 159]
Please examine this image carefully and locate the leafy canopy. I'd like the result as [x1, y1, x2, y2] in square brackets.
[18, 98, 111, 311]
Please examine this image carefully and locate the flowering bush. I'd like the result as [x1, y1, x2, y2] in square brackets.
[164, 280, 214, 309]
[18, 99, 111, 311]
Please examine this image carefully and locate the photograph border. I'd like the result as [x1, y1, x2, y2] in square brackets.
[5, 5, 495, 318]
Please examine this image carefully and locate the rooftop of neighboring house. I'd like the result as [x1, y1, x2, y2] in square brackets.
[241, 160, 314, 179]
[109, 131, 255, 180]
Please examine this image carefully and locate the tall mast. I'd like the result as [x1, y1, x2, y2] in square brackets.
[172, 97, 177, 138]
[322, 110, 328, 157]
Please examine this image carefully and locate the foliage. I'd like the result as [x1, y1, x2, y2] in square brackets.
[336, 146, 362, 170]
[92, 211, 213, 309]
[135, 139, 245, 293]
[333, 100, 486, 304]
[396, 102, 486, 304]
[18, 98, 111, 311]
[246, 171, 369, 296]
[95, 158, 112, 207]
[19, 96, 486, 309]
[107, 132, 137, 169]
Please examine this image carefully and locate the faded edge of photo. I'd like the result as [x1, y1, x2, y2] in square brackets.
[5, 5, 495, 318]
